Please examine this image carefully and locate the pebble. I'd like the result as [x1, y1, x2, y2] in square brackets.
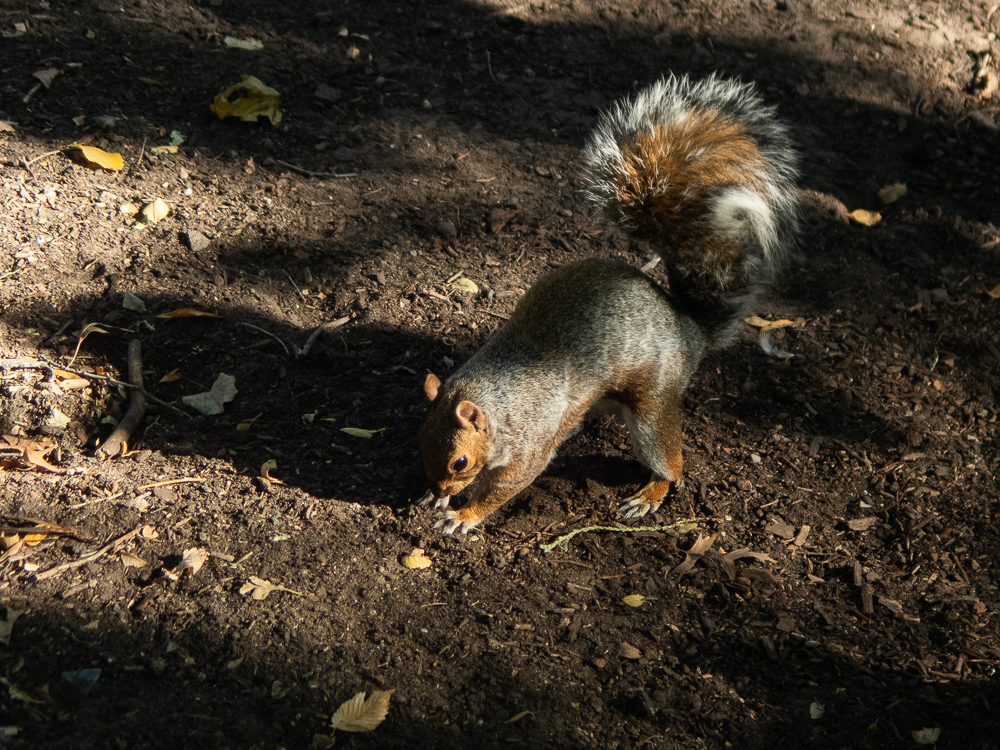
[435, 219, 457, 240]
[183, 229, 211, 253]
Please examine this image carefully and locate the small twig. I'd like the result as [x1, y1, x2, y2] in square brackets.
[96, 340, 146, 459]
[23, 149, 61, 167]
[37, 354, 192, 419]
[21, 82, 43, 105]
[540, 519, 701, 554]
[236, 321, 291, 355]
[0, 357, 52, 376]
[282, 269, 309, 304]
[35, 526, 142, 582]
[486, 50, 500, 84]
[134, 135, 147, 173]
[298, 317, 350, 358]
[485, 310, 509, 321]
[270, 159, 355, 178]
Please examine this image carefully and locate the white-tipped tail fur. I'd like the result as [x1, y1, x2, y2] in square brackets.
[582, 74, 799, 345]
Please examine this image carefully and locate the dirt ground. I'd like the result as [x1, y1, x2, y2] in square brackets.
[1, 0, 999, 748]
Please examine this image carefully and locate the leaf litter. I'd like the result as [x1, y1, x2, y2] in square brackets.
[330, 690, 393, 733]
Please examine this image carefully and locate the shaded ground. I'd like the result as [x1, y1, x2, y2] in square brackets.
[2, 0, 999, 748]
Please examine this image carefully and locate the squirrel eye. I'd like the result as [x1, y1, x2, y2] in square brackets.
[451, 456, 469, 472]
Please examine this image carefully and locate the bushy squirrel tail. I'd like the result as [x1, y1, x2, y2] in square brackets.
[582, 74, 800, 346]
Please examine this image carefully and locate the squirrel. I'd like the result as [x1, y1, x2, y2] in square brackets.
[418, 74, 800, 535]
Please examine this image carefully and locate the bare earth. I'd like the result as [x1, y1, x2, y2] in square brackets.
[2, 0, 999, 748]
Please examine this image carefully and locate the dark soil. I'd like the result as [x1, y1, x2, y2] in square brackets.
[2, 0, 1000, 748]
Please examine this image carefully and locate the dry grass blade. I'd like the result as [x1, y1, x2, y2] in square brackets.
[330, 689, 393, 732]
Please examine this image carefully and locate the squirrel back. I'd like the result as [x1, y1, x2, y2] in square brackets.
[582, 74, 799, 345]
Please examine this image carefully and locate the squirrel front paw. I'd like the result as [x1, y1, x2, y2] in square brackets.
[433, 509, 481, 536]
[418, 490, 451, 510]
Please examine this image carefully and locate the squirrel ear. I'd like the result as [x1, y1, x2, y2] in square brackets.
[455, 400, 487, 432]
[423, 373, 442, 402]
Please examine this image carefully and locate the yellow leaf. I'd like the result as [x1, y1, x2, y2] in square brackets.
[446, 278, 479, 294]
[69, 144, 124, 172]
[622, 594, 646, 607]
[330, 690, 393, 733]
[341, 427, 385, 439]
[157, 308, 223, 319]
[877, 182, 907, 205]
[505, 710, 535, 724]
[150, 145, 178, 154]
[847, 209, 882, 226]
[744, 317, 795, 332]
[140, 198, 170, 224]
[401, 548, 433, 569]
[211, 75, 283, 125]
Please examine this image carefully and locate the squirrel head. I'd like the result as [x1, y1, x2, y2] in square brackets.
[418, 373, 492, 499]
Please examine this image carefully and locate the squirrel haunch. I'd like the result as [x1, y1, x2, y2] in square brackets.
[418, 74, 800, 535]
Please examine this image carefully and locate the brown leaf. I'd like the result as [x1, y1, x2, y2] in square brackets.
[330, 690, 393, 732]
[239, 576, 303, 600]
[671, 532, 718, 576]
[157, 308, 223, 319]
[620, 642, 642, 660]
[0, 435, 64, 474]
[175, 547, 207, 576]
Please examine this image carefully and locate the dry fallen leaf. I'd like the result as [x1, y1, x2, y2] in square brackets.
[622, 594, 646, 607]
[446, 277, 479, 295]
[505, 710, 534, 724]
[0, 435, 64, 474]
[986, 284, 1000, 299]
[150, 145, 178, 155]
[239, 576, 302, 600]
[330, 690, 393, 733]
[182, 373, 237, 415]
[744, 316, 795, 333]
[159, 369, 182, 383]
[846, 208, 882, 226]
[912, 727, 941, 745]
[69, 144, 124, 172]
[877, 182, 907, 205]
[340, 427, 386, 439]
[176, 547, 207, 576]
[211, 75, 282, 125]
[157, 308, 223, 319]
[139, 198, 170, 225]
[671, 532, 718, 576]
[33, 68, 60, 88]
[120, 553, 147, 568]
[620, 642, 642, 660]
[401, 548, 433, 569]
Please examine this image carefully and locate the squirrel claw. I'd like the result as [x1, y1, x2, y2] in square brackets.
[433, 510, 476, 535]
[619, 497, 654, 520]
[419, 490, 451, 509]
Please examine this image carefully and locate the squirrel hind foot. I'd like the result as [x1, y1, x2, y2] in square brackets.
[619, 478, 673, 519]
